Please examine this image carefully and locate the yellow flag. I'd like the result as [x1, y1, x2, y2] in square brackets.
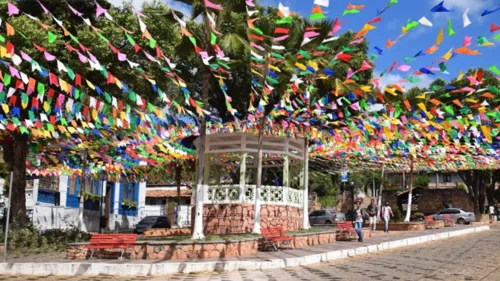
[436, 28, 444, 45]
[1, 103, 9, 114]
[295, 62, 306, 70]
[457, 70, 464, 80]
[43, 101, 50, 112]
[442, 48, 454, 60]
[417, 103, 426, 112]
[86, 80, 95, 90]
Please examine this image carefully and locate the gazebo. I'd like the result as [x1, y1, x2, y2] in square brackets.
[192, 132, 310, 235]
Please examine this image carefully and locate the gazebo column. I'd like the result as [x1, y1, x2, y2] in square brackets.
[302, 141, 310, 229]
[239, 153, 247, 202]
[283, 156, 289, 187]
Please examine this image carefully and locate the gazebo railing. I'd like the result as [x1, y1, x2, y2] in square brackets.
[204, 184, 303, 208]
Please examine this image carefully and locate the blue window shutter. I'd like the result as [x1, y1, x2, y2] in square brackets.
[91, 180, 94, 194]
[97, 180, 101, 196]
[75, 177, 80, 195]
[110, 183, 115, 213]
[133, 182, 139, 202]
[118, 182, 123, 214]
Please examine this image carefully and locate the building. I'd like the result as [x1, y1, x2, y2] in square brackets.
[26, 176, 146, 232]
[385, 172, 464, 190]
[144, 184, 192, 227]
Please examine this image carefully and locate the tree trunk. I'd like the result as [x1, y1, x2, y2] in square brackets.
[459, 170, 488, 217]
[376, 165, 385, 220]
[404, 160, 414, 222]
[175, 164, 182, 227]
[11, 138, 28, 229]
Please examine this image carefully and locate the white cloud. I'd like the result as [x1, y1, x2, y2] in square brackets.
[107, 0, 192, 21]
[374, 70, 434, 90]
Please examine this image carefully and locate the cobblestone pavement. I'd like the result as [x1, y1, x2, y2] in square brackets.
[2, 226, 499, 281]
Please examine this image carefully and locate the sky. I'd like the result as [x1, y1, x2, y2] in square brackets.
[109, 0, 500, 90]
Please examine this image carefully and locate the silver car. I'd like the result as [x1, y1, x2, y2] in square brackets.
[431, 208, 475, 224]
[309, 209, 345, 225]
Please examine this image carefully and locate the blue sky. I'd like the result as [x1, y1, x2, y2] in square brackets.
[260, 0, 500, 89]
[111, 0, 500, 90]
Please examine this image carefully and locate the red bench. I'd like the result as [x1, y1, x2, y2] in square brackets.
[425, 216, 439, 229]
[443, 215, 455, 227]
[84, 234, 137, 259]
[336, 221, 356, 240]
[260, 227, 294, 251]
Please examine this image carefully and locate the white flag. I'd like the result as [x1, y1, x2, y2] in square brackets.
[418, 16, 433, 27]
[463, 8, 471, 28]
[278, 2, 290, 17]
[314, 0, 329, 7]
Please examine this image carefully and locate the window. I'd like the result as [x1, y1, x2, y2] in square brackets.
[443, 174, 452, 183]
[122, 182, 135, 201]
[449, 209, 460, 214]
[38, 176, 59, 191]
[310, 211, 322, 216]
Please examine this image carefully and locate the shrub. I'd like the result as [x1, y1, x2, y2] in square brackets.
[414, 175, 430, 188]
[318, 195, 336, 208]
[456, 183, 468, 193]
[0, 223, 91, 256]
[392, 204, 403, 221]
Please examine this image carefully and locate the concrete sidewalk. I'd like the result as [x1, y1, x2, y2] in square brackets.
[0, 225, 489, 276]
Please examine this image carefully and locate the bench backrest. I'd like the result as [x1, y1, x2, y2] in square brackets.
[89, 234, 137, 245]
[261, 227, 284, 238]
[425, 216, 435, 223]
[336, 221, 353, 230]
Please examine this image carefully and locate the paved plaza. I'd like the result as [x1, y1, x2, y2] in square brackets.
[1, 225, 499, 281]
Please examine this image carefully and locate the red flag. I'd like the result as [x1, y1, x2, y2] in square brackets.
[491, 24, 500, 32]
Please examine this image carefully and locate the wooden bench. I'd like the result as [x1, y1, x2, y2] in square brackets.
[260, 227, 294, 251]
[443, 215, 455, 227]
[425, 216, 440, 229]
[336, 221, 356, 240]
[83, 234, 137, 259]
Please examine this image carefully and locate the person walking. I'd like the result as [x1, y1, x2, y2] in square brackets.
[381, 202, 393, 233]
[354, 202, 366, 242]
[489, 205, 496, 224]
[367, 199, 378, 233]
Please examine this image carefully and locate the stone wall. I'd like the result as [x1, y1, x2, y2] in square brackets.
[202, 204, 303, 234]
[143, 228, 191, 237]
[67, 231, 338, 260]
[418, 189, 471, 215]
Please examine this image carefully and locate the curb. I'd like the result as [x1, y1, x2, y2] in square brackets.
[0, 226, 490, 276]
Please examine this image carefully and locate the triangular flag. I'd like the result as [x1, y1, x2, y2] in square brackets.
[431, 1, 451, 12]
[436, 28, 444, 45]
[418, 16, 433, 27]
[463, 8, 471, 27]
[7, 3, 20, 16]
[447, 19, 455, 36]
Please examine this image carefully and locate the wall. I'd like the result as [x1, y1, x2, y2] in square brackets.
[202, 204, 303, 234]
[418, 189, 471, 215]
[31, 205, 100, 232]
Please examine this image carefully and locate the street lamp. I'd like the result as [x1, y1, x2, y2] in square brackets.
[98, 171, 107, 234]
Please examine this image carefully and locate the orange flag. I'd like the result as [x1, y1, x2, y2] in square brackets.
[435, 28, 444, 45]
[347, 3, 365, 9]
[386, 39, 395, 48]
[6, 23, 15, 36]
[452, 99, 463, 108]
[455, 46, 481, 55]
[425, 44, 439, 54]
[403, 100, 411, 111]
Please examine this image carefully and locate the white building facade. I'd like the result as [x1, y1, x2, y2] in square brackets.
[26, 176, 146, 232]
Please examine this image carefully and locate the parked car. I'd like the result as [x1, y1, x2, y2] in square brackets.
[135, 216, 171, 234]
[431, 208, 475, 224]
[309, 209, 345, 225]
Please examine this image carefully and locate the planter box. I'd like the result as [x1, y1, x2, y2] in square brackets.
[143, 228, 192, 237]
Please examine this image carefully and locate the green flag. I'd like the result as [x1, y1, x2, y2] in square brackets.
[48, 31, 57, 44]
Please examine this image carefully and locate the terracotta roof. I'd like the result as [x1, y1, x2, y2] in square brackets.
[146, 189, 192, 198]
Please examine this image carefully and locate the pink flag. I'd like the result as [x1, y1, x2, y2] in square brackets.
[462, 36, 472, 47]
[37, 0, 49, 14]
[96, 3, 107, 18]
[346, 68, 355, 79]
[397, 64, 411, 72]
[77, 52, 88, 63]
[67, 4, 83, 16]
[7, 3, 20, 16]
[250, 42, 265, 51]
[350, 102, 360, 111]
[358, 60, 372, 71]
[143, 50, 157, 62]
[273, 35, 289, 42]
[9, 66, 20, 79]
[117, 52, 127, 61]
[304, 31, 320, 38]
[44, 51, 56, 61]
[246, 0, 255, 7]
[349, 37, 365, 45]
[204, 0, 222, 10]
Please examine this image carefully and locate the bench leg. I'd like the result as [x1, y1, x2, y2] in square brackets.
[89, 249, 95, 260]
[118, 249, 125, 261]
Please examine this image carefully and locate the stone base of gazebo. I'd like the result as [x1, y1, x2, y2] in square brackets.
[200, 204, 303, 234]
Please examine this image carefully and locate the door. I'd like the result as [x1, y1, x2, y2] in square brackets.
[103, 182, 113, 229]
[436, 210, 448, 220]
[309, 210, 321, 225]
[448, 209, 461, 220]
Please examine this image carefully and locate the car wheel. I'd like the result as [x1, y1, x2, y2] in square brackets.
[325, 220, 332, 225]
[457, 218, 466, 225]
